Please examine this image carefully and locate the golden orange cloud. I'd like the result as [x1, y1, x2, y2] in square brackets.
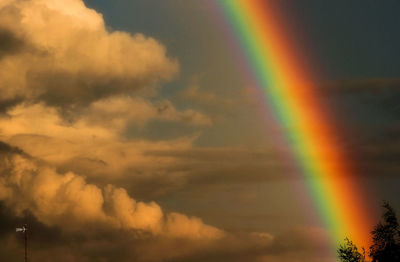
[0, 0, 220, 245]
[0, 0, 178, 106]
[0, 144, 224, 239]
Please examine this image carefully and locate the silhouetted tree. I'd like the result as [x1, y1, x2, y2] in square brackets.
[369, 201, 400, 262]
[337, 237, 366, 262]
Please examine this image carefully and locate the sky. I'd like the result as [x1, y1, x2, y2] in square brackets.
[0, 0, 399, 261]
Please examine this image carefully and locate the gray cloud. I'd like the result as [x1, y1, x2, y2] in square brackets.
[345, 125, 400, 177]
[320, 78, 400, 95]
[52, 146, 295, 199]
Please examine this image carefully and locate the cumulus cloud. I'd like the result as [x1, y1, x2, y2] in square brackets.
[0, 0, 212, 189]
[0, 0, 178, 108]
[0, 0, 211, 187]
[0, 141, 223, 239]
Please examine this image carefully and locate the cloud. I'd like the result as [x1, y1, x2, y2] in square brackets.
[0, 198, 333, 262]
[343, 124, 400, 177]
[0, 0, 212, 194]
[0, 143, 334, 261]
[143, 147, 294, 189]
[0, 166, 334, 261]
[180, 85, 219, 104]
[0, 101, 291, 199]
[320, 78, 400, 94]
[83, 96, 212, 130]
[131, 227, 332, 262]
[178, 77, 235, 109]
[0, 0, 178, 108]
[0, 27, 26, 59]
[0, 141, 223, 240]
[0, 101, 207, 188]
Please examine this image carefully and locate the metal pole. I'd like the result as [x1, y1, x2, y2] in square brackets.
[24, 224, 27, 262]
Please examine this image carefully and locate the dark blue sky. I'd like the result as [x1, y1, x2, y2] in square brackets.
[84, 0, 400, 80]
[283, 0, 400, 79]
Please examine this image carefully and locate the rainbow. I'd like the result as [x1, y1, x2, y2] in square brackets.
[213, 0, 373, 250]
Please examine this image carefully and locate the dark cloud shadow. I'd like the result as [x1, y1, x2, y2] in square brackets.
[0, 27, 26, 59]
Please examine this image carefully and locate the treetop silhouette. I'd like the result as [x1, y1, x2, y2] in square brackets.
[338, 201, 400, 262]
